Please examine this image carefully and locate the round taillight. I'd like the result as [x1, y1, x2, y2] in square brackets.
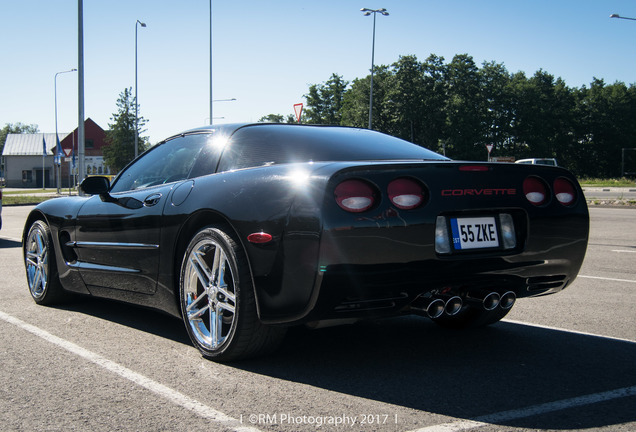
[334, 179, 376, 213]
[388, 178, 426, 210]
[554, 178, 576, 206]
[523, 176, 549, 206]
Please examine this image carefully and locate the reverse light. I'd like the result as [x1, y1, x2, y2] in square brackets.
[435, 216, 451, 254]
[388, 177, 426, 209]
[499, 213, 516, 249]
[334, 179, 376, 213]
[523, 176, 549, 206]
[553, 178, 577, 206]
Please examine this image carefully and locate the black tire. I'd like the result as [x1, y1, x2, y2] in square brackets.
[432, 304, 512, 330]
[24, 220, 66, 305]
[179, 225, 286, 361]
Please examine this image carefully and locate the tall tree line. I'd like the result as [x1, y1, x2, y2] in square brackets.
[289, 54, 636, 178]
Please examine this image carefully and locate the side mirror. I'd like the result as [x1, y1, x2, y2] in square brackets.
[80, 176, 110, 195]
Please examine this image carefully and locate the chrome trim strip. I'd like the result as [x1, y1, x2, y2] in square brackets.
[67, 241, 159, 250]
[66, 261, 140, 273]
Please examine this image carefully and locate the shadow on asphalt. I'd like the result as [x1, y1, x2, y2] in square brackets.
[54, 296, 635, 430]
[0, 238, 22, 249]
[239, 316, 636, 430]
[53, 296, 191, 346]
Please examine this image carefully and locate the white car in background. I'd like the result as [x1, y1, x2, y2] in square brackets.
[515, 158, 558, 166]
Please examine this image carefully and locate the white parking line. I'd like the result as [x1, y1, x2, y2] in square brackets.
[409, 386, 636, 432]
[579, 275, 636, 284]
[503, 319, 636, 344]
[0, 310, 261, 432]
[409, 320, 636, 432]
[611, 250, 636, 253]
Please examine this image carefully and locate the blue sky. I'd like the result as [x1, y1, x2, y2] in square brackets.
[3, 0, 636, 144]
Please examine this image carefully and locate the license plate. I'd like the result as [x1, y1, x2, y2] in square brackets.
[450, 217, 499, 250]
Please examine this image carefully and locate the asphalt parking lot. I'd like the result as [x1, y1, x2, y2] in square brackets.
[0, 205, 634, 432]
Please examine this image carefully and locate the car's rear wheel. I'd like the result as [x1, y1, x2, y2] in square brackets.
[24, 220, 66, 305]
[179, 225, 285, 361]
[432, 303, 512, 329]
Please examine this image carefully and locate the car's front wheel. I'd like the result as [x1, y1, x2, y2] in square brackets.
[24, 220, 66, 305]
[179, 225, 285, 361]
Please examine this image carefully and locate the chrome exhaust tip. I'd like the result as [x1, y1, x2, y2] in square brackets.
[483, 292, 501, 311]
[467, 290, 501, 311]
[499, 291, 516, 310]
[444, 296, 463, 316]
[412, 296, 446, 319]
[426, 299, 446, 319]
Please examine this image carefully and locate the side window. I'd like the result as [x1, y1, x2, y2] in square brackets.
[188, 133, 225, 179]
[110, 134, 206, 193]
[217, 130, 281, 172]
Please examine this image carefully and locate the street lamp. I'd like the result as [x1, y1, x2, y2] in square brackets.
[360, 7, 389, 130]
[135, 19, 147, 160]
[55, 68, 77, 193]
[610, 13, 636, 21]
[208, 98, 236, 125]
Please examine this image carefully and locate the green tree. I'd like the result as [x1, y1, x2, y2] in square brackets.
[571, 79, 634, 177]
[258, 114, 297, 123]
[258, 114, 284, 123]
[444, 54, 485, 160]
[304, 73, 349, 125]
[341, 64, 392, 131]
[1, 122, 39, 155]
[479, 61, 513, 157]
[508, 70, 575, 164]
[103, 88, 149, 173]
[258, 52, 636, 177]
[386, 55, 426, 143]
[420, 54, 448, 153]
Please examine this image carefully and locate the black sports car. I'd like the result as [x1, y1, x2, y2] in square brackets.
[23, 124, 589, 361]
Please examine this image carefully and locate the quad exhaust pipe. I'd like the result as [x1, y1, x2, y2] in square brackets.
[466, 290, 501, 310]
[412, 295, 463, 319]
[499, 291, 516, 310]
[413, 290, 516, 318]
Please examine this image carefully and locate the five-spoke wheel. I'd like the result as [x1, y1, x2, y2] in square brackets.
[24, 220, 64, 305]
[179, 225, 285, 361]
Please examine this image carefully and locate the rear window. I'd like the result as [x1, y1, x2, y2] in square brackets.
[217, 125, 446, 172]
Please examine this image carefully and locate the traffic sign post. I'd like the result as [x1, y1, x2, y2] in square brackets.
[294, 103, 303, 124]
[486, 144, 494, 162]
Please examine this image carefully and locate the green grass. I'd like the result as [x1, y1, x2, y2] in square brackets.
[2, 195, 56, 205]
[578, 177, 636, 187]
[1, 188, 57, 195]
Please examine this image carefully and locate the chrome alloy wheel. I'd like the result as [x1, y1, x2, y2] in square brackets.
[25, 223, 50, 299]
[182, 237, 237, 351]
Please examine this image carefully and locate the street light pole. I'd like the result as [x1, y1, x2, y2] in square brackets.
[361, 7, 389, 130]
[210, 0, 214, 126]
[205, 98, 236, 124]
[78, 0, 85, 191]
[54, 68, 77, 194]
[135, 19, 146, 160]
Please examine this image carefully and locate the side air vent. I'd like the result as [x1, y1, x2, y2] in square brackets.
[526, 275, 567, 291]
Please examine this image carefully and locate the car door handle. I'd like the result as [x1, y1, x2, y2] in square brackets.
[143, 193, 162, 207]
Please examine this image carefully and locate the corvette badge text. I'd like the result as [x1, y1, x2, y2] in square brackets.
[441, 188, 517, 196]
